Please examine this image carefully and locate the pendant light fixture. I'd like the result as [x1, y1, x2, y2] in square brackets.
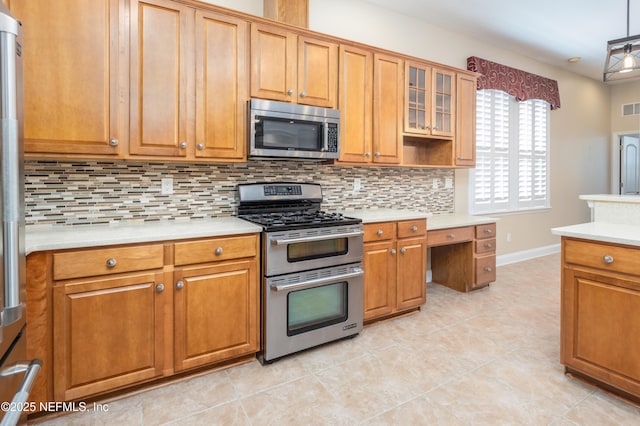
[603, 0, 640, 82]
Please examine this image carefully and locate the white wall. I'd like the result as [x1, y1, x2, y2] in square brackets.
[202, 0, 613, 256]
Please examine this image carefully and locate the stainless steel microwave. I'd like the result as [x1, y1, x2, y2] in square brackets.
[248, 99, 340, 160]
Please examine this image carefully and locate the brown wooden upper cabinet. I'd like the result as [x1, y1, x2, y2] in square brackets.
[13, 0, 126, 156]
[404, 62, 455, 139]
[372, 53, 403, 164]
[129, 0, 247, 160]
[455, 73, 477, 166]
[337, 45, 373, 164]
[250, 23, 337, 108]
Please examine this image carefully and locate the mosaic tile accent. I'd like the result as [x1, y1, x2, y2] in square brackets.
[25, 160, 454, 226]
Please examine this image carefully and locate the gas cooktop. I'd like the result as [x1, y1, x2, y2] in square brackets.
[236, 182, 361, 231]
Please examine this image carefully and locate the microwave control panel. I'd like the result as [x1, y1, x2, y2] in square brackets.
[327, 123, 338, 153]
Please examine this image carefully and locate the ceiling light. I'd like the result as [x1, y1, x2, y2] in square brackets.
[604, 0, 640, 82]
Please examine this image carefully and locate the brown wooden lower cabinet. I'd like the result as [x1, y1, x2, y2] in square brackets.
[560, 237, 640, 400]
[28, 233, 260, 405]
[363, 219, 427, 322]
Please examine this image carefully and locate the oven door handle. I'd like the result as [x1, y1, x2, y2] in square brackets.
[270, 268, 364, 292]
[270, 230, 364, 246]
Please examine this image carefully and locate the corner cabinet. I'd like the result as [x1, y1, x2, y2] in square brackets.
[12, 0, 126, 157]
[250, 23, 337, 108]
[363, 219, 427, 322]
[560, 238, 640, 400]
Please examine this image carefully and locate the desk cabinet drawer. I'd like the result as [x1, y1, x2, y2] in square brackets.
[53, 245, 164, 281]
[174, 235, 258, 266]
[397, 219, 426, 238]
[475, 238, 496, 254]
[475, 255, 496, 285]
[428, 226, 474, 247]
[476, 223, 496, 240]
[364, 222, 396, 242]
[564, 239, 640, 276]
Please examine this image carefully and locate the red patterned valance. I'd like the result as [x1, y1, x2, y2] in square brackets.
[467, 56, 561, 110]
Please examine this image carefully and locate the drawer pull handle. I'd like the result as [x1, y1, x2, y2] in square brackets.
[390, 249, 396, 255]
[484, 228, 493, 234]
[176, 281, 184, 289]
[215, 247, 223, 255]
[485, 243, 493, 249]
[603, 255, 614, 264]
[400, 247, 406, 254]
[484, 267, 493, 272]
[411, 226, 418, 232]
[179, 141, 187, 149]
[106, 258, 117, 268]
[447, 234, 455, 239]
[377, 229, 384, 236]
[156, 283, 165, 293]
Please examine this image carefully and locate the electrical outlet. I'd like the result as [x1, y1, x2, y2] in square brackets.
[444, 178, 453, 189]
[506, 232, 512, 242]
[161, 177, 174, 195]
[432, 179, 439, 189]
[353, 178, 361, 192]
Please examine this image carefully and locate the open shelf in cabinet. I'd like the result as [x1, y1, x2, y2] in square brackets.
[402, 136, 453, 167]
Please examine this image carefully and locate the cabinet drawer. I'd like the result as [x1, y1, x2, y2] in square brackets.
[174, 235, 258, 266]
[475, 238, 496, 254]
[427, 226, 474, 247]
[397, 219, 426, 238]
[475, 255, 496, 285]
[564, 238, 640, 276]
[364, 222, 396, 242]
[53, 244, 164, 281]
[476, 223, 496, 240]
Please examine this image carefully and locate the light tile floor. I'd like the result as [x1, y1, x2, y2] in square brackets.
[33, 254, 640, 425]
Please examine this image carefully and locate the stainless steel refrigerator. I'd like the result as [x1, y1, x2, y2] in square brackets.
[0, 5, 40, 426]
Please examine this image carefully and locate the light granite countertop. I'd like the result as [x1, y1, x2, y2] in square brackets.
[551, 222, 640, 247]
[427, 214, 498, 230]
[579, 194, 640, 204]
[339, 208, 432, 223]
[25, 217, 263, 254]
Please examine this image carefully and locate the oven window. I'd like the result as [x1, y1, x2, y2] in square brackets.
[287, 282, 348, 336]
[255, 116, 323, 151]
[287, 238, 348, 262]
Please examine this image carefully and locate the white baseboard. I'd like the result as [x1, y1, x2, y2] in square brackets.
[426, 243, 561, 282]
[496, 243, 561, 266]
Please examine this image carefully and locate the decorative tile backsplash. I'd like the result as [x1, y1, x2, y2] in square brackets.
[25, 160, 454, 226]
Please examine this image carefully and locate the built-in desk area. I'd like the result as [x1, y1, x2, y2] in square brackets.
[427, 215, 498, 292]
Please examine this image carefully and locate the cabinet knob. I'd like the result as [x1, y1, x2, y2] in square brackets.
[109, 138, 119, 147]
[300, 91, 306, 98]
[603, 255, 614, 264]
[176, 280, 184, 290]
[364, 152, 371, 158]
[156, 283, 165, 293]
[287, 89, 294, 95]
[400, 247, 406, 254]
[197, 143, 204, 150]
[411, 226, 418, 232]
[485, 243, 493, 249]
[484, 228, 493, 234]
[215, 247, 223, 255]
[484, 267, 493, 272]
[374, 151, 381, 157]
[376, 229, 383, 236]
[179, 141, 187, 149]
[390, 249, 397, 255]
[106, 258, 117, 268]
[447, 234, 455, 239]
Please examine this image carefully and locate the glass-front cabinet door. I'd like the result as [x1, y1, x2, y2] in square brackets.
[431, 68, 455, 138]
[404, 62, 431, 135]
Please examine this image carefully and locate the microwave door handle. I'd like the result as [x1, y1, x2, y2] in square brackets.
[270, 230, 364, 246]
[270, 269, 364, 292]
[322, 123, 328, 152]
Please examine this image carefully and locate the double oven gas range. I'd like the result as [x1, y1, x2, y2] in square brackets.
[237, 183, 364, 363]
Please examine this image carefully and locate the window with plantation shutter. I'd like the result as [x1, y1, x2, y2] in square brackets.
[470, 90, 550, 214]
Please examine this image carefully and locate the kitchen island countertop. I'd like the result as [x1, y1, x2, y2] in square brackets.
[551, 221, 640, 247]
[25, 217, 263, 254]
